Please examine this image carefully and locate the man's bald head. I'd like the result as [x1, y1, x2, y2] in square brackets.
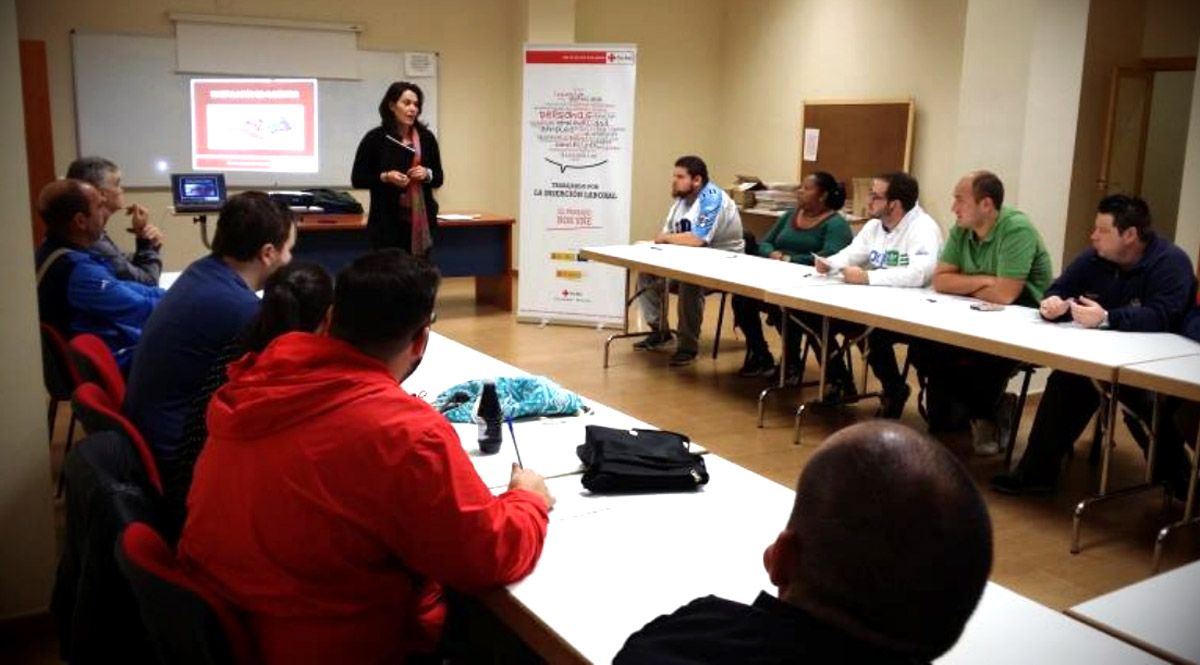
[39, 179, 103, 246]
[774, 421, 992, 659]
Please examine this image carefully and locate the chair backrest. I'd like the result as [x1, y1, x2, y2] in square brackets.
[116, 522, 258, 665]
[54, 431, 162, 662]
[40, 322, 81, 400]
[69, 333, 126, 405]
[71, 383, 163, 494]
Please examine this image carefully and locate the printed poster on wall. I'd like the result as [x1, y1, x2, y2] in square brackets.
[518, 44, 637, 327]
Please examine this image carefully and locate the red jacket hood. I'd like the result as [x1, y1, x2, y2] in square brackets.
[208, 332, 399, 441]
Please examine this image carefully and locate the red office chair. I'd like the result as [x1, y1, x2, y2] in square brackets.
[70, 383, 163, 495]
[40, 322, 81, 449]
[116, 521, 259, 665]
[69, 333, 126, 406]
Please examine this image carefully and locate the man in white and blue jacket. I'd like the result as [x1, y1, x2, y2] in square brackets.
[35, 179, 165, 371]
[635, 155, 744, 366]
[992, 194, 1196, 495]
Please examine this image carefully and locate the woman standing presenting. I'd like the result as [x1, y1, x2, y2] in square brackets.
[351, 81, 444, 256]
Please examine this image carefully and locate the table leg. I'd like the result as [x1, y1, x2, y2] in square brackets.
[1152, 413, 1200, 571]
[1072, 382, 1169, 555]
[603, 270, 652, 369]
[758, 311, 788, 428]
[792, 316, 830, 445]
[475, 274, 513, 311]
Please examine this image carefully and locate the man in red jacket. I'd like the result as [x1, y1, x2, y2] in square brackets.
[178, 249, 554, 664]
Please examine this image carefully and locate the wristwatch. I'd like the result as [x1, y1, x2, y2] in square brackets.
[1098, 313, 1110, 329]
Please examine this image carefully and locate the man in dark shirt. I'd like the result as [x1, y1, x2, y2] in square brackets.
[66, 156, 164, 286]
[992, 195, 1196, 495]
[124, 192, 295, 479]
[615, 421, 993, 664]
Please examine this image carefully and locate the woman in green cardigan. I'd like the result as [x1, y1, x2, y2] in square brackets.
[732, 171, 853, 389]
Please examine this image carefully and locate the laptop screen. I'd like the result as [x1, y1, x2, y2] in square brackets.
[171, 173, 226, 212]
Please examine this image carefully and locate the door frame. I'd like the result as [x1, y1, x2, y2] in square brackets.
[1097, 57, 1197, 198]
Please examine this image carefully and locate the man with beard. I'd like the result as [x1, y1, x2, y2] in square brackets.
[634, 155, 744, 366]
[814, 172, 942, 417]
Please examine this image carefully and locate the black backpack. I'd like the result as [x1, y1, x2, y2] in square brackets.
[577, 425, 709, 493]
[303, 188, 364, 214]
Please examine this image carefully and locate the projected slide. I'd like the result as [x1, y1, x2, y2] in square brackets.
[191, 79, 318, 173]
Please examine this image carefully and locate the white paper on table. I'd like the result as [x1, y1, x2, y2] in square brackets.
[803, 128, 820, 161]
[437, 213, 481, 221]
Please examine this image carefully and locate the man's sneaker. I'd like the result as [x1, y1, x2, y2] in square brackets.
[820, 372, 859, 405]
[990, 470, 1055, 496]
[669, 349, 698, 366]
[993, 392, 1019, 454]
[876, 384, 912, 419]
[737, 351, 775, 377]
[633, 331, 673, 351]
[970, 419, 1001, 456]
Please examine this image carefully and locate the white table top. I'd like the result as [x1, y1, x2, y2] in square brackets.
[485, 452, 1160, 664]
[407, 332, 687, 489]
[766, 282, 1200, 382]
[1066, 560, 1200, 665]
[939, 582, 1167, 664]
[1118, 355, 1200, 403]
[486, 454, 795, 663]
[580, 243, 829, 300]
[579, 245, 1200, 382]
[160, 270, 181, 290]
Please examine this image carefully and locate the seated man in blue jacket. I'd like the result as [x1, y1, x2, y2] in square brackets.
[35, 179, 165, 370]
[124, 191, 295, 480]
[992, 195, 1196, 495]
[67, 156, 165, 286]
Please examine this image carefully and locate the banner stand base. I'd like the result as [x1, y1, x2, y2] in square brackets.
[515, 315, 625, 331]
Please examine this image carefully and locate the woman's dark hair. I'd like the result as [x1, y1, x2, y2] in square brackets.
[378, 81, 427, 133]
[244, 262, 334, 352]
[810, 171, 847, 211]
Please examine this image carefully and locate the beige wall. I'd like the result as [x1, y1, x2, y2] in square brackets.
[948, 0, 1091, 272]
[715, 0, 967, 230]
[1063, 0, 1148, 262]
[1012, 0, 1090, 272]
[1175, 42, 1200, 267]
[575, 0, 726, 243]
[0, 0, 57, 619]
[16, 0, 525, 270]
[1141, 70, 1194, 241]
[953, 0, 1037, 189]
[523, 0, 576, 43]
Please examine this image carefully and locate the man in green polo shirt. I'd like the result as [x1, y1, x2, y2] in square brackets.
[936, 172, 1053, 306]
[912, 171, 1053, 455]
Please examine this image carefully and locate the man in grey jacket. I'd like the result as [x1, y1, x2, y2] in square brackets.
[67, 156, 164, 285]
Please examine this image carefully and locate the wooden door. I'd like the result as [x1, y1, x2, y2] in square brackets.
[1097, 67, 1153, 198]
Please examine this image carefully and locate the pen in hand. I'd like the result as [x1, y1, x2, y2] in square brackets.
[505, 416, 524, 469]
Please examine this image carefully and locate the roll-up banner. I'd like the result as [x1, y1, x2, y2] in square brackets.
[518, 44, 637, 327]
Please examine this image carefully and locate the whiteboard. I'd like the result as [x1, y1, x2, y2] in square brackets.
[71, 32, 439, 188]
